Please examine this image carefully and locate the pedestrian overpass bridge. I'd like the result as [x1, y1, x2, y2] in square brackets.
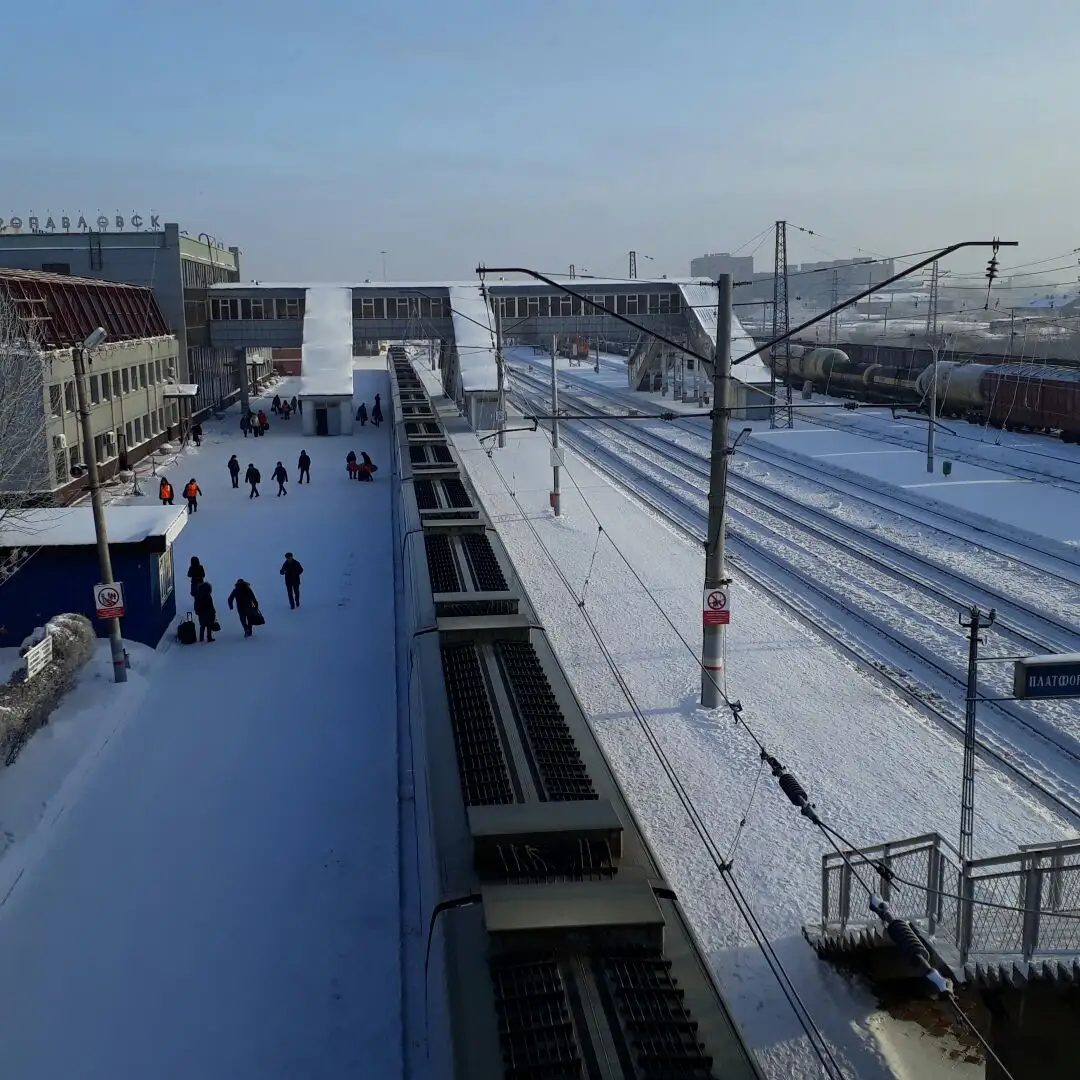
[208, 278, 764, 429]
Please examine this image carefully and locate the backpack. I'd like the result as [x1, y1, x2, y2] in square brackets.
[177, 613, 197, 646]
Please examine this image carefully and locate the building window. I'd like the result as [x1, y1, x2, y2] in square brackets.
[155, 359, 162, 382]
[112, 370, 121, 397]
[101, 371, 112, 400]
[64, 381, 76, 413]
[49, 384, 62, 416]
[134, 416, 143, 442]
[669, 292, 681, 313]
[121, 368, 130, 394]
[251, 298, 266, 319]
[41, 262, 71, 275]
[68, 446, 81, 476]
[89, 374, 100, 404]
[139, 364, 148, 388]
[158, 547, 174, 604]
[240, 298, 252, 320]
[125, 422, 134, 449]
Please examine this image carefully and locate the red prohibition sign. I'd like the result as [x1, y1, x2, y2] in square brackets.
[707, 590, 727, 611]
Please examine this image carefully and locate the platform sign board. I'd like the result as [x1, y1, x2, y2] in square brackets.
[703, 588, 731, 626]
[94, 582, 125, 620]
[1013, 652, 1080, 700]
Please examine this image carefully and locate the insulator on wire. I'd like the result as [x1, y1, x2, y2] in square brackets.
[870, 895, 951, 998]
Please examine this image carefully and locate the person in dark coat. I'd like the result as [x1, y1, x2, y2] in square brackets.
[271, 393, 281, 416]
[272, 461, 288, 496]
[291, 395, 299, 415]
[240, 412, 251, 438]
[191, 422, 203, 447]
[280, 552, 304, 609]
[187, 556, 206, 598]
[371, 393, 383, 427]
[358, 451, 377, 481]
[245, 463, 261, 498]
[227, 578, 259, 637]
[297, 450, 311, 484]
[346, 450, 358, 479]
[193, 581, 217, 642]
[227, 454, 241, 488]
[356, 402, 368, 426]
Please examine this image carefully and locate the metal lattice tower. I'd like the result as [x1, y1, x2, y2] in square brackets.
[628, 251, 637, 279]
[770, 220, 793, 428]
[924, 260, 940, 342]
[827, 268, 840, 344]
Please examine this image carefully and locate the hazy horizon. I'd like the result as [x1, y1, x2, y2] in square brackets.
[5, 0, 1077, 291]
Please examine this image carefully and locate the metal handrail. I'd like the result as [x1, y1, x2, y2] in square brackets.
[818, 831, 1080, 965]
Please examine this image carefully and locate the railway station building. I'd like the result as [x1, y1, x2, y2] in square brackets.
[0, 221, 271, 418]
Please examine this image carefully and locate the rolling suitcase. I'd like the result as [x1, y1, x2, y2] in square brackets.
[177, 613, 197, 645]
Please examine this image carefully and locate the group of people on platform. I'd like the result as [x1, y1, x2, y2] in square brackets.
[270, 393, 300, 420]
[158, 477, 203, 514]
[355, 393, 384, 428]
[184, 553, 305, 643]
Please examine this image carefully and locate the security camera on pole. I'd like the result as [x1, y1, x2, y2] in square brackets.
[71, 326, 128, 684]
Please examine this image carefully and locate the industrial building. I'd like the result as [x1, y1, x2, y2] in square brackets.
[690, 251, 755, 280]
[0, 222, 271, 417]
[0, 268, 180, 502]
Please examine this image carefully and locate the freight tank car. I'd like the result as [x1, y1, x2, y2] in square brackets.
[915, 362, 1080, 441]
[764, 347, 924, 405]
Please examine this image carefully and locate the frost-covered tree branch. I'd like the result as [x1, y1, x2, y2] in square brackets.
[0, 289, 50, 583]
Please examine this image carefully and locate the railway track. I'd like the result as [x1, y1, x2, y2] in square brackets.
[508, 364, 1080, 823]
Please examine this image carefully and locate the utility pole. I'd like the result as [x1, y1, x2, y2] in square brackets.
[569, 264, 575, 280]
[71, 330, 128, 684]
[628, 251, 637, 280]
[701, 274, 733, 707]
[235, 347, 250, 417]
[827, 269, 840, 344]
[926, 261, 941, 474]
[495, 299, 506, 449]
[959, 606, 996, 863]
[550, 334, 561, 516]
[770, 221, 793, 429]
[924, 259, 940, 341]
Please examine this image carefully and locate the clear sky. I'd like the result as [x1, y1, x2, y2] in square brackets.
[4, 0, 1077, 284]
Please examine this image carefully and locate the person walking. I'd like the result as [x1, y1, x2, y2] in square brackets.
[271, 393, 282, 416]
[272, 461, 288, 496]
[280, 552, 304, 609]
[371, 393, 383, 427]
[346, 450, 358, 480]
[187, 556, 206, 599]
[193, 581, 218, 642]
[227, 454, 241, 488]
[257, 409, 268, 436]
[281, 400, 291, 421]
[291, 395, 300, 416]
[245, 463, 261, 498]
[191, 422, 203, 447]
[227, 578, 260, 637]
[356, 402, 368, 426]
[240, 412, 251, 438]
[183, 478, 202, 514]
[158, 477, 174, 505]
[297, 450, 311, 484]
[358, 451, 378, 481]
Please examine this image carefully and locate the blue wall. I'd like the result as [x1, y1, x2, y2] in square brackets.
[0, 543, 178, 648]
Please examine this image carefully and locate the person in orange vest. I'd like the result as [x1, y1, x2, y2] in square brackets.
[183, 478, 202, 515]
[159, 477, 174, 505]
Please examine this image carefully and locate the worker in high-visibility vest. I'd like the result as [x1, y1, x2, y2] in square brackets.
[183, 478, 202, 515]
[159, 478, 174, 505]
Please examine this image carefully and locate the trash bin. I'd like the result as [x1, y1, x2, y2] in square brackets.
[943, 461, 953, 476]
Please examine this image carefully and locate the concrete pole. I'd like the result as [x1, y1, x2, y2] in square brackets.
[72, 344, 128, 684]
[959, 606, 994, 863]
[235, 347, 250, 416]
[495, 301, 506, 449]
[550, 334, 561, 517]
[701, 274, 733, 708]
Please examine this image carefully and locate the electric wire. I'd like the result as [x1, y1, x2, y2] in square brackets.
[479, 441, 848, 1079]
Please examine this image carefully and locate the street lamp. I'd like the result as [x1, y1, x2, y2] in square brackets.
[71, 326, 128, 683]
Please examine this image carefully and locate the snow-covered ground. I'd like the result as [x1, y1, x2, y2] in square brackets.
[0, 367, 399, 1079]
[419, 360, 1072, 1078]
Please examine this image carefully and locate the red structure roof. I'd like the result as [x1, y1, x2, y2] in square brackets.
[0, 268, 172, 348]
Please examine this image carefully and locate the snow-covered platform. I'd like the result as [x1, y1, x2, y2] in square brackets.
[0, 369, 400, 1078]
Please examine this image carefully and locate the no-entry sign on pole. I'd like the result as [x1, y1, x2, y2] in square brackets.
[703, 588, 730, 626]
[94, 582, 126, 620]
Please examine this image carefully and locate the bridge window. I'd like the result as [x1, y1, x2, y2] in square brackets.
[210, 296, 239, 320]
[648, 294, 660, 315]
[669, 292, 681, 313]
[240, 299, 252, 320]
[616, 294, 628, 315]
[251, 298, 268, 319]
[605, 295, 615, 313]
[538, 296, 549, 317]
[527, 296, 539, 317]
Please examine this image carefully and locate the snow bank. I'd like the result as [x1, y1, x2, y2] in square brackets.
[448, 284, 498, 392]
[0, 613, 95, 766]
[300, 286, 354, 397]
